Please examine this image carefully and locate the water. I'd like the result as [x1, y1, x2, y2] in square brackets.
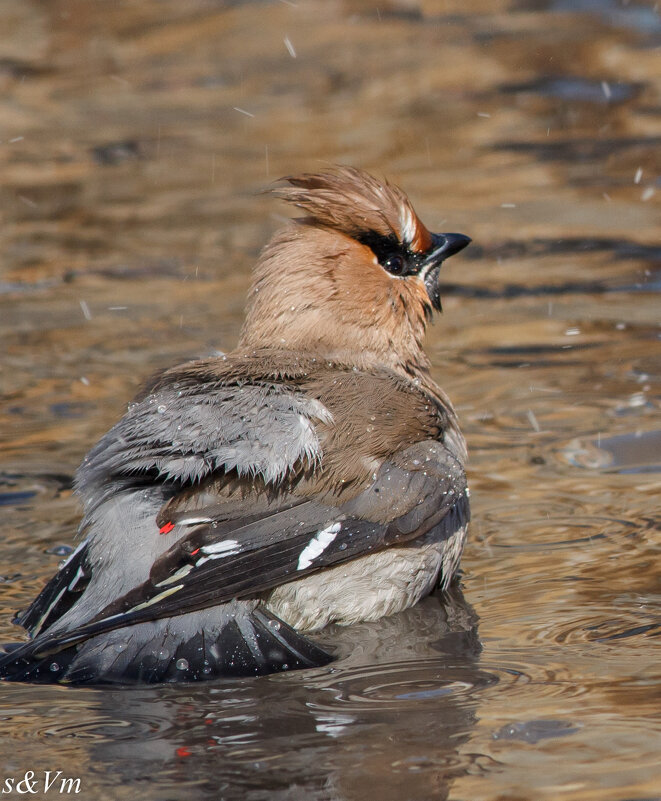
[1, 1, 659, 799]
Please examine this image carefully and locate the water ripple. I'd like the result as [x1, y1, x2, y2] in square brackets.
[304, 659, 498, 714]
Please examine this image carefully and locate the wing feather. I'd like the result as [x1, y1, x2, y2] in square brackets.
[76, 378, 332, 515]
[18, 442, 467, 660]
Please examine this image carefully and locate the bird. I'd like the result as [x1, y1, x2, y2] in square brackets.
[0, 166, 471, 685]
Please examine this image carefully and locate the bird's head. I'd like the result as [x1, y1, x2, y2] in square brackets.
[239, 166, 470, 376]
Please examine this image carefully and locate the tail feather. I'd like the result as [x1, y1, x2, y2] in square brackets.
[0, 604, 332, 685]
[15, 539, 91, 637]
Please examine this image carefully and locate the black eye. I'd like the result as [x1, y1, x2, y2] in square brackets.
[383, 254, 405, 276]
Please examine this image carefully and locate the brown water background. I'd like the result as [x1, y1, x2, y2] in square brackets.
[0, 1, 659, 799]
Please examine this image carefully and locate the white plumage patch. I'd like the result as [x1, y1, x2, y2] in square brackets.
[194, 539, 242, 567]
[297, 523, 341, 571]
[400, 205, 417, 245]
[175, 515, 213, 526]
[155, 564, 193, 587]
[201, 540, 240, 556]
[67, 565, 86, 591]
[31, 587, 67, 638]
[127, 584, 184, 613]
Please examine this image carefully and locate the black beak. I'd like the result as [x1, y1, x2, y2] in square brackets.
[424, 232, 472, 267]
[422, 232, 471, 313]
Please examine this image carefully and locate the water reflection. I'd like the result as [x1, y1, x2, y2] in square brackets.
[564, 429, 661, 473]
[82, 590, 485, 800]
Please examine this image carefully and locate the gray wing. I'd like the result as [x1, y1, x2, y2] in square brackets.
[76, 377, 333, 514]
[12, 440, 468, 658]
[17, 374, 332, 640]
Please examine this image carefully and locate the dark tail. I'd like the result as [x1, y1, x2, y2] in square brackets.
[0, 605, 333, 685]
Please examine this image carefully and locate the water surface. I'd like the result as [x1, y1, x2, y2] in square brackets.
[0, 1, 659, 799]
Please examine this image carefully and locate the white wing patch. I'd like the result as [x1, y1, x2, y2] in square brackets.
[202, 540, 239, 555]
[201, 539, 240, 556]
[67, 565, 86, 592]
[297, 523, 341, 571]
[174, 515, 213, 526]
[194, 539, 242, 568]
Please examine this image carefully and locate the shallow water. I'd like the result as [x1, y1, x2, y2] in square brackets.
[0, 1, 659, 799]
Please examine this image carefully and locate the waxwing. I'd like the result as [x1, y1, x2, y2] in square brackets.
[0, 167, 471, 684]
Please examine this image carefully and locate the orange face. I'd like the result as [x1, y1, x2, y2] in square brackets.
[241, 167, 470, 372]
